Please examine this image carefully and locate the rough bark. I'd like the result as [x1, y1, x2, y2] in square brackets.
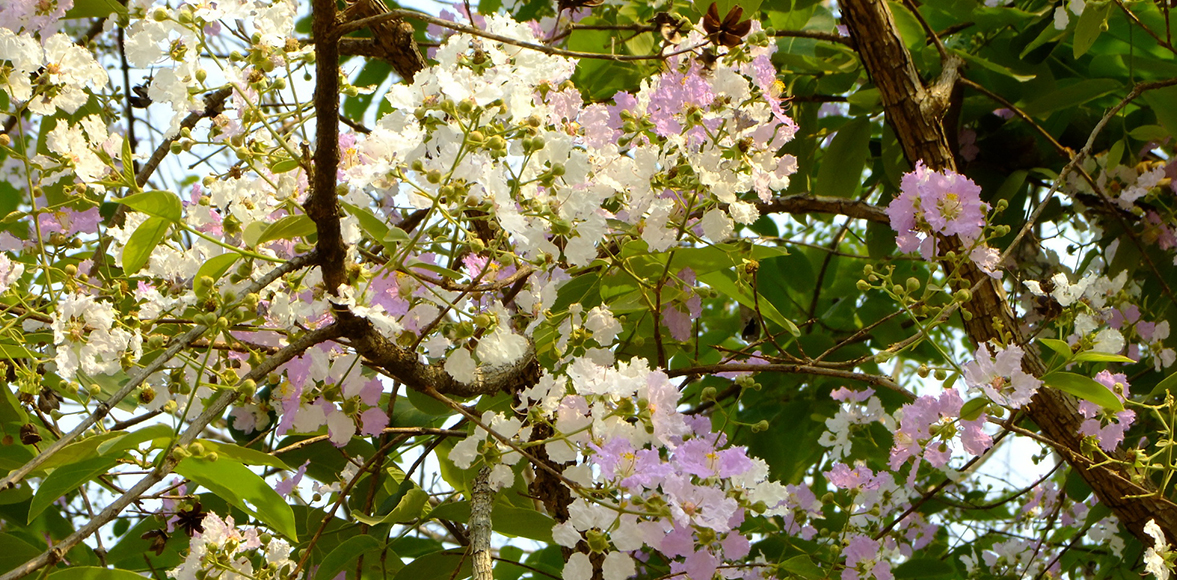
[839, 0, 1177, 543]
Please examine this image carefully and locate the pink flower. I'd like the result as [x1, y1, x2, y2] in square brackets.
[886, 162, 990, 259]
[962, 343, 1041, 408]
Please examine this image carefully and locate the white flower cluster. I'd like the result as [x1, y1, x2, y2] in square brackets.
[51, 293, 142, 382]
[0, 28, 107, 115]
[168, 512, 295, 580]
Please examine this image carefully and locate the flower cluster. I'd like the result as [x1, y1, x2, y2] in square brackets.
[168, 512, 296, 580]
[962, 343, 1041, 409]
[885, 162, 1000, 276]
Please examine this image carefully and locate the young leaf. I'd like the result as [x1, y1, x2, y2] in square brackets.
[316, 535, 385, 580]
[116, 191, 182, 222]
[814, 116, 871, 199]
[1042, 371, 1123, 411]
[121, 216, 172, 275]
[28, 456, 119, 522]
[175, 457, 297, 540]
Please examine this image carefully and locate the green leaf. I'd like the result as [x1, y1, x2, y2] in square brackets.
[1042, 371, 1123, 411]
[0, 533, 42, 573]
[0, 343, 34, 359]
[1039, 338, 1073, 359]
[195, 253, 241, 285]
[1072, 351, 1135, 363]
[342, 202, 391, 243]
[699, 270, 799, 336]
[426, 501, 555, 543]
[28, 456, 119, 522]
[960, 397, 988, 421]
[121, 216, 171, 275]
[956, 51, 1036, 81]
[1072, 1, 1111, 58]
[48, 567, 147, 580]
[270, 158, 301, 174]
[893, 558, 956, 579]
[1020, 78, 1120, 116]
[63, 0, 127, 19]
[353, 487, 429, 525]
[814, 117, 871, 198]
[316, 535, 384, 580]
[1148, 371, 1177, 398]
[1142, 85, 1177, 141]
[199, 440, 291, 470]
[254, 214, 317, 247]
[116, 191, 182, 222]
[393, 548, 470, 580]
[175, 457, 298, 540]
[95, 423, 173, 456]
[780, 554, 824, 580]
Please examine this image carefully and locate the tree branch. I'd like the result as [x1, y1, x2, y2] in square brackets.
[840, 0, 1177, 544]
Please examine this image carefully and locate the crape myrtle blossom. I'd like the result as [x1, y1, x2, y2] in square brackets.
[168, 512, 296, 580]
[1078, 370, 1136, 452]
[1146, 518, 1175, 580]
[962, 343, 1041, 408]
[886, 162, 1001, 276]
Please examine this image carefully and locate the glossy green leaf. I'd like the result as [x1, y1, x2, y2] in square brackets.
[393, 548, 470, 580]
[0, 343, 34, 359]
[893, 557, 956, 579]
[116, 191, 182, 222]
[194, 253, 241, 285]
[1042, 371, 1123, 411]
[254, 214, 317, 247]
[199, 440, 290, 470]
[95, 423, 173, 456]
[354, 487, 429, 526]
[315, 535, 384, 580]
[699, 270, 799, 336]
[814, 116, 871, 199]
[63, 0, 127, 19]
[48, 567, 147, 580]
[1148, 371, 1177, 398]
[270, 158, 301, 174]
[1020, 79, 1119, 116]
[1039, 338, 1073, 359]
[342, 201, 391, 243]
[1072, 351, 1135, 363]
[960, 397, 988, 421]
[780, 554, 824, 580]
[175, 457, 298, 540]
[1142, 85, 1177, 140]
[121, 216, 171, 275]
[1072, 1, 1110, 58]
[0, 533, 45, 574]
[28, 456, 119, 522]
[426, 501, 555, 543]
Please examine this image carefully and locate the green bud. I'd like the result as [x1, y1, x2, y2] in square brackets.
[906, 277, 921, 292]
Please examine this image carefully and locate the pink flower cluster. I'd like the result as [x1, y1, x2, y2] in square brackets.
[886, 162, 999, 276]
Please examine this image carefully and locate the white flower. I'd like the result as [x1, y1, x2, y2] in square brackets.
[1145, 519, 1172, 580]
[476, 322, 528, 366]
[0, 254, 23, 294]
[445, 348, 477, 384]
[700, 208, 734, 243]
[563, 552, 592, 580]
[602, 551, 636, 580]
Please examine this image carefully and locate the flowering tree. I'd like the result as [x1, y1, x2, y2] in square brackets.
[1, 0, 1177, 578]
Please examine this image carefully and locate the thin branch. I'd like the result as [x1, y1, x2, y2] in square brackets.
[0, 251, 316, 492]
[0, 322, 346, 580]
[664, 363, 914, 399]
[336, 9, 703, 62]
